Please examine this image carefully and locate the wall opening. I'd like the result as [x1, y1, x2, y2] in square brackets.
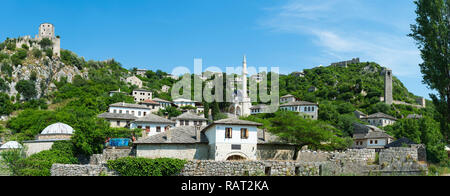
[295, 167, 300, 176]
[226, 155, 246, 161]
[265, 167, 272, 176]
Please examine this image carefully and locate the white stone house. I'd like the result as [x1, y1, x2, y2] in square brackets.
[126, 76, 143, 88]
[23, 123, 74, 156]
[153, 98, 171, 109]
[138, 99, 160, 113]
[279, 101, 319, 120]
[134, 126, 210, 160]
[250, 104, 268, 115]
[173, 98, 197, 108]
[280, 94, 297, 104]
[361, 112, 397, 127]
[97, 112, 137, 128]
[353, 123, 394, 150]
[109, 89, 128, 97]
[172, 112, 208, 127]
[136, 69, 147, 77]
[108, 102, 151, 118]
[161, 85, 170, 93]
[130, 114, 176, 137]
[134, 118, 297, 161]
[132, 89, 153, 103]
[203, 118, 262, 161]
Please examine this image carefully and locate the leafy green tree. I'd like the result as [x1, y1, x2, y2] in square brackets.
[0, 78, 9, 92]
[44, 48, 53, 58]
[38, 38, 53, 48]
[318, 101, 339, 122]
[108, 157, 187, 176]
[0, 148, 26, 176]
[11, 48, 28, 66]
[1, 62, 13, 77]
[21, 44, 29, 50]
[269, 111, 352, 152]
[6, 42, 15, 51]
[385, 117, 447, 163]
[180, 105, 196, 111]
[31, 48, 42, 59]
[15, 80, 37, 101]
[30, 71, 37, 81]
[0, 52, 9, 62]
[0, 93, 14, 116]
[60, 49, 84, 69]
[410, 0, 450, 140]
[157, 106, 181, 119]
[12, 141, 78, 176]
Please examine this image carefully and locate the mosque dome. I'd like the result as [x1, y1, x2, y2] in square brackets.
[0, 141, 22, 149]
[41, 123, 75, 135]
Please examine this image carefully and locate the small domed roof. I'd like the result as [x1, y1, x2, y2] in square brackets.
[41, 123, 74, 135]
[0, 141, 22, 149]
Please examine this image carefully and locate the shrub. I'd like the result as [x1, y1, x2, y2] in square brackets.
[44, 48, 53, 58]
[11, 48, 28, 66]
[6, 42, 15, 51]
[0, 52, 8, 62]
[1, 62, 13, 77]
[107, 157, 187, 176]
[0, 93, 14, 116]
[0, 149, 26, 176]
[0, 77, 9, 92]
[15, 80, 37, 101]
[31, 48, 42, 59]
[10, 141, 78, 176]
[21, 44, 29, 50]
[39, 38, 53, 49]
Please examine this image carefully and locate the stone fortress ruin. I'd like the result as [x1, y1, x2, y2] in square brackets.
[16, 23, 61, 57]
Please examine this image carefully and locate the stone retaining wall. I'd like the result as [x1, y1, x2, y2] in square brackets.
[89, 148, 134, 165]
[180, 161, 322, 176]
[51, 164, 118, 176]
[51, 147, 427, 176]
[297, 149, 376, 163]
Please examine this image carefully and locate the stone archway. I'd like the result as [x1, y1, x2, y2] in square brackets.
[229, 106, 236, 115]
[235, 106, 241, 116]
[228, 105, 242, 116]
[226, 155, 247, 161]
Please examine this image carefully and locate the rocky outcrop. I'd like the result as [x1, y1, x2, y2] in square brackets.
[1, 56, 86, 100]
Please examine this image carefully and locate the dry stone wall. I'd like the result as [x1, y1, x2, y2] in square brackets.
[51, 164, 118, 176]
[180, 161, 322, 176]
[50, 147, 428, 176]
[297, 149, 376, 163]
[89, 148, 134, 165]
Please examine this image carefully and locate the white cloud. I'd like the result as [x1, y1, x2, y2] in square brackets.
[261, 0, 422, 77]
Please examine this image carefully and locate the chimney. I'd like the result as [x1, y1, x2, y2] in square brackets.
[166, 125, 172, 142]
[195, 125, 202, 143]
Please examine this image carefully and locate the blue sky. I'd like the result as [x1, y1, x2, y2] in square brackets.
[0, 0, 434, 99]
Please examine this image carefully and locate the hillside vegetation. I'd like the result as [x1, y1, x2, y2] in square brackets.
[0, 37, 447, 168]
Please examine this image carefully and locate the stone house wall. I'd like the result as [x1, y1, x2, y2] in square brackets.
[136, 144, 209, 160]
[256, 144, 296, 160]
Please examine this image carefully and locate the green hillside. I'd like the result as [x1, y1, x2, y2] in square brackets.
[0, 43, 446, 165]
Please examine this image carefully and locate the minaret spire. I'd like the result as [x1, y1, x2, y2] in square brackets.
[242, 55, 248, 98]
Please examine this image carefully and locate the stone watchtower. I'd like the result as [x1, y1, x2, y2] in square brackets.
[36, 23, 61, 56]
[38, 23, 55, 39]
[384, 68, 393, 105]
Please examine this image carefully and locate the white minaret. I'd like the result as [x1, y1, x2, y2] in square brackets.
[242, 55, 248, 98]
[241, 55, 252, 117]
